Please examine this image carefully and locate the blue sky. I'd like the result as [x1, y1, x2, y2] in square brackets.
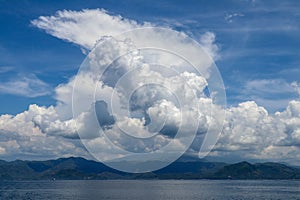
[0, 0, 300, 165]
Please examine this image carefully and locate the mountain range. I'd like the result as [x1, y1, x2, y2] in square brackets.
[0, 157, 299, 180]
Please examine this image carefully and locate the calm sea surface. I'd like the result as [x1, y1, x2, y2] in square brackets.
[0, 180, 299, 200]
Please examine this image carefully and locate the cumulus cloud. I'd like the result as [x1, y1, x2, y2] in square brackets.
[32, 106, 78, 139]
[67, 33, 218, 163]
[0, 74, 51, 97]
[0, 9, 299, 166]
[210, 100, 300, 165]
[0, 105, 88, 160]
[0, 9, 220, 162]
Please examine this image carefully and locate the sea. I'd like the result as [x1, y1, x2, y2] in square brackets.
[0, 180, 299, 200]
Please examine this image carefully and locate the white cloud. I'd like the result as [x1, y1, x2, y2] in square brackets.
[0, 146, 6, 154]
[210, 100, 300, 165]
[291, 81, 300, 97]
[0, 66, 14, 74]
[0, 74, 52, 97]
[238, 79, 299, 112]
[245, 79, 294, 96]
[225, 13, 244, 23]
[67, 34, 216, 162]
[31, 9, 219, 62]
[199, 32, 219, 60]
[32, 107, 78, 139]
[0, 105, 88, 160]
[0, 8, 299, 167]
[31, 9, 151, 50]
[6, 9, 220, 163]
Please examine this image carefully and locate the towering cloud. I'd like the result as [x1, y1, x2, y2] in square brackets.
[0, 9, 299, 167]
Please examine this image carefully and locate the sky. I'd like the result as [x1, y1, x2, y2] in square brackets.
[0, 0, 300, 167]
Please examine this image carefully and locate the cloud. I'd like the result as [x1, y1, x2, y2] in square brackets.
[66, 33, 219, 163]
[31, 9, 151, 50]
[0, 74, 52, 97]
[291, 81, 300, 97]
[199, 32, 219, 60]
[0, 66, 14, 74]
[245, 79, 294, 97]
[0, 8, 299, 167]
[5, 9, 220, 163]
[43, 32, 300, 165]
[225, 13, 244, 23]
[31, 106, 78, 139]
[31, 9, 219, 61]
[0, 105, 88, 160]
[210, 100, 300, 165]
[239, 79, 299, 112]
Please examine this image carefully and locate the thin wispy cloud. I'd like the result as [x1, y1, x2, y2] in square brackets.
[0, 74, 52, 97]
[228, 79, 298, 112]
[224, 13, 244, 23]
[0, 66, 14, 74]
[31, 9, 152, 50]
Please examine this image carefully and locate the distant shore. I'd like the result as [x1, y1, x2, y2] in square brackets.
[0, 157, 299, 180]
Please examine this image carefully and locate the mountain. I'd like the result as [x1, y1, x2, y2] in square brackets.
[213, 161, 300, 179]
[0, 157, 299, 180]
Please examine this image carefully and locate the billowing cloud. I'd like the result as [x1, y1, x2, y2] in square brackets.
[0, 9, 220, 162]
[66, 32, 220, 166]
[210, 100, 300, 165]
[0, 9, 299, 167]
[0, 105, 88, 160]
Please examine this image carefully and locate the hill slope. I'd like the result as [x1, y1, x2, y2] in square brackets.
[0, 157, 299, 180]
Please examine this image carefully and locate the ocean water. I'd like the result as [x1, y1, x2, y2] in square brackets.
[0, 180, 299, 200]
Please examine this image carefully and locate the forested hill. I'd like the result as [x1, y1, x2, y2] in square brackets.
[0, 157, 299, 180]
